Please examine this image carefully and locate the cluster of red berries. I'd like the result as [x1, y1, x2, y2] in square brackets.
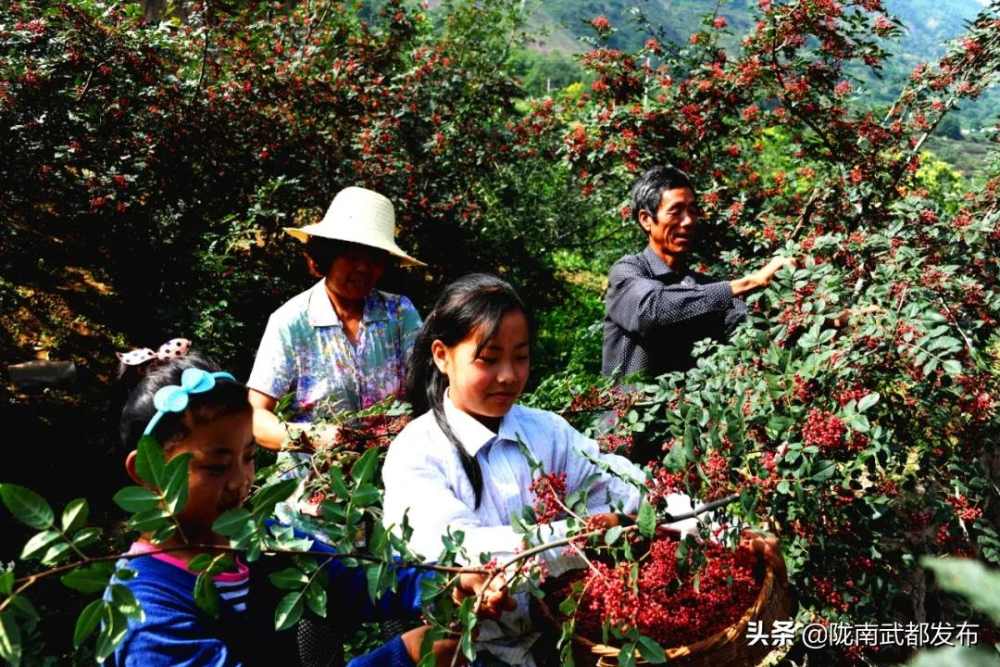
[701, 451, 733, 501]
[566, 386, 637, 415]
[334, 414, 412, 453]
[792, 374, 820, 403]
[530, 472, 568, 524]
[801, 408, 847, 449]
[556, 537, 759, 648]
[596, 432, 634, 456]
[835, 382, 870, 407]
[947, 494, 983, 524]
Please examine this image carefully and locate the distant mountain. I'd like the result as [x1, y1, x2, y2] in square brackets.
[522, 0, 986, 57]
[515, 0, 996, 129]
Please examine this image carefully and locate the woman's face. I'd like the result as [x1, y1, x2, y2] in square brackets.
[326, 245, 389, 303]
[432, 311, 531, 429]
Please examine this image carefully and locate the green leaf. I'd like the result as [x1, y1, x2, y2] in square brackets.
[73, 599, 103, 648]
[0, 484, 54, 530]
[327, 468, 351, 499]
[636, 635, 666, 663]
[637, 500, 656, 539]
[162, 452, 192, 514]
[811, 460, 837, 483]
[269, 567, 309, 590]
[62, 562, 116, 594]
[20, 529, 62, 560]
[148, 523, 177, 545]
[351, 484, 381, 508]
[250, 479, 297, 519]
[72, 527, 102, 550]
[305, 581, 328, 618]
[0, 610, 22, 666]
[61, 498, 89, 533]
[194, 571, 220, 618]
[113, 486, 162, 513]
[457, 597, 477, 660]
[95, 605, 128, 662]
[213, 508, 253, 539]
[129, 507, 172, 533]
[857, 392, 880, 413]
[109, 583, 144, 622]
[187, 554, 214, 573]
[921, 557, 1000, 625]
[0, 571, 12, 596]
[6, 597, 37, 623]
[135, 436, 167, 489]
[40, 541, 74, 566]
[351, 447, 380, 486]
[619, 641, 637, 667]
[943, 359, 963, 376]
[274, 591, 304, 631]
[605, 525, 624, 546]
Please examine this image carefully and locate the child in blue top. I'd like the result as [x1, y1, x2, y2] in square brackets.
[111, 350, 508, 667]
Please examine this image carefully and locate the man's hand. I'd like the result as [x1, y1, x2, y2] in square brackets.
[401, 626, 464, 667]
[454, 572, 516, 621]
[730, 256, 796, 296]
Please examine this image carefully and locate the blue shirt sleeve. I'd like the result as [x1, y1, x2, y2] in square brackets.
[347, 635, 416, 667]
[276, 522, 434, 621]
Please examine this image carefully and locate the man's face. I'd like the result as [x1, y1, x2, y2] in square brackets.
[640, 187, 699, 265]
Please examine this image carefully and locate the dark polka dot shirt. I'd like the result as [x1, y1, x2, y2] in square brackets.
[602, 246, 748, 380]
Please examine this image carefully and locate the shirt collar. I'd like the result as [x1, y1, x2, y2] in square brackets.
[642, 245, 676, 278]
[443, 392, 524, 457]
[307, 280, 389, 328]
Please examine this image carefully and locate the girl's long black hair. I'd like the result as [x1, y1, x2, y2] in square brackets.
[406, 274, 531, 508]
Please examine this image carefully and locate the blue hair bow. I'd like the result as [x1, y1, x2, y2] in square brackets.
[143, 368, 236, 436]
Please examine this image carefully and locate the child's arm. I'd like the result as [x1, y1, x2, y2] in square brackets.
[346, 634, 416, 667]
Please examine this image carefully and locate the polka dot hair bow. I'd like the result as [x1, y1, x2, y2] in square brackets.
[117, 338, 192, 367]
[143, 368, 236, 436]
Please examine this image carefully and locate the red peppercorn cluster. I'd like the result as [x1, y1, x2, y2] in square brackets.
[801, 408, 847, 449]
[334, 414, 412, 453]
[645, 465, 700, 504]
[834, 382, 870, 407]
[596, 431, 634, 455]
[792, 374, 819, 403]
[947, 494, 983, 523]
[530, 471, 568, 524]
[701, 450, 733, 501]
[559, 537, 760, 648]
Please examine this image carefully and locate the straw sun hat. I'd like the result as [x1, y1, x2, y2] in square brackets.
[284, 186, 426, 267]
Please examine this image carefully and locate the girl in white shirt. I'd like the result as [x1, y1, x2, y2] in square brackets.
[382, 274, 697, 665]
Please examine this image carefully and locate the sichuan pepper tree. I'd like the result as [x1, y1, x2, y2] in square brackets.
[530, 0, 1000, 662]
[0, 0, 588, 373]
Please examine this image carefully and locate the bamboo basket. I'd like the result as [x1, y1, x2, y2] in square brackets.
[536, 549, 790, 667]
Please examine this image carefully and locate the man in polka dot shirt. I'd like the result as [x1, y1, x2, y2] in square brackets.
[602, 165, 794, 380]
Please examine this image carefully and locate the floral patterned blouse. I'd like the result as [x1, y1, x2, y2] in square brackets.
[247, 279, 422, 422]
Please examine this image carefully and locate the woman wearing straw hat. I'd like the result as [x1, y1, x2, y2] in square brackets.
[246, 188, 425, 667]
[247, 186, 425, 455]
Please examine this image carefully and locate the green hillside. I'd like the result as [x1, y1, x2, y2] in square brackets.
[506, 0, 996, 175]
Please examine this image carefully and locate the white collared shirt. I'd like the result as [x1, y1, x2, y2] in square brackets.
[382, 394, 699, 665]
[382, 394, 648, 566]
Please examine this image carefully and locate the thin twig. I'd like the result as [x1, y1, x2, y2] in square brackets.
[196, 1, 213, 91]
